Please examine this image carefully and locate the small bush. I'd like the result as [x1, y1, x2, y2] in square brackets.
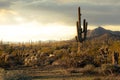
[83, 64, 96, 75]
[84, 64, 95, 71]
[0, 69, 32, 80]
[101, 64, 115, 75]
[0, 68, 5, 80]
[6, 70, 32, 80]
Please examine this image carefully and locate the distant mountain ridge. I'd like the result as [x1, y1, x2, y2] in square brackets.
[87, 27, 120, 40]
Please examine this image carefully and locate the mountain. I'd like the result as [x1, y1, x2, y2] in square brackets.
[87, 27, 120, 40]
[88, 27, 109, 37]
[72, 27, 120, 41]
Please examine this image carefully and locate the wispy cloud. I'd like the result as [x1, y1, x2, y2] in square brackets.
[11, 0, 120, 26]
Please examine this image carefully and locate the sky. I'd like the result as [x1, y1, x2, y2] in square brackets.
[0, 0, 120, 42]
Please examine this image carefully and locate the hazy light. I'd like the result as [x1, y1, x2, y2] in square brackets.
[0, 22, 76, 42]
[103, 25, 120, 31]
[87, 25, 120, 31]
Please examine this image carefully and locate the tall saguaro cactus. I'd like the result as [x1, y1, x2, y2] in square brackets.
[76, 7, 88, 43]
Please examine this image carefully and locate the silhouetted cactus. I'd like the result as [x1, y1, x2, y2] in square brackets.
[76, 7, 88, 43]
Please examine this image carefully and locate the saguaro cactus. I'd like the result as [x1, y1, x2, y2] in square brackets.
[76, 7, 88, 43]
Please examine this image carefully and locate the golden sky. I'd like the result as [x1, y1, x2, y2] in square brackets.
[0, 0, 120, 42]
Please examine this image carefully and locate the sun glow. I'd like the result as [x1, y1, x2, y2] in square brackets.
[0, 9, 76, 42]
[0, 22, 76, 42]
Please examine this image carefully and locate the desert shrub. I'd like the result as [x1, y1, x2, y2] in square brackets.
[54, 42, 69, 50]
[0, 68, 5, 80]
[101, 64, 120, 75]
[41, 47, 53, 54]
[100, 64, 117, 75]
[0, 68, 32, 80]
[0, 69, 32, 80]
[101, 64, 114, 70]
[55, 57, 71, 67]
[84, 64, 95, 70]
[75, 54, 95, 67]
[82, 64, 97, 75]
[0, 54, 11, 68]
[24, 56, 38, 67]
[53, 49, 68, 58]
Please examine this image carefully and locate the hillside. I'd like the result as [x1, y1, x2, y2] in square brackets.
[87, 27, 120, 40]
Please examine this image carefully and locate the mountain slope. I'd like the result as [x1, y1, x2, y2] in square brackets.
[87, 27, 120, 40]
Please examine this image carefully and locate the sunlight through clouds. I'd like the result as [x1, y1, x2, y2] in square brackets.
[0, 22, 76, 42]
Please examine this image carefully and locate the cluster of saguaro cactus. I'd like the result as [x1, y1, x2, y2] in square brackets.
[75, 7, 88, 43]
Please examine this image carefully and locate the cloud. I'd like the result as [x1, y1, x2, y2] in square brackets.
[0, 1, 10, 9]
[77, 0, 120, 5]
[10, 0, 78, 26]
[81, 4, 120, 26]
[0, 0, 16, 9]
[1, 0, 120, 26]
[0, 9, 28, 25]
